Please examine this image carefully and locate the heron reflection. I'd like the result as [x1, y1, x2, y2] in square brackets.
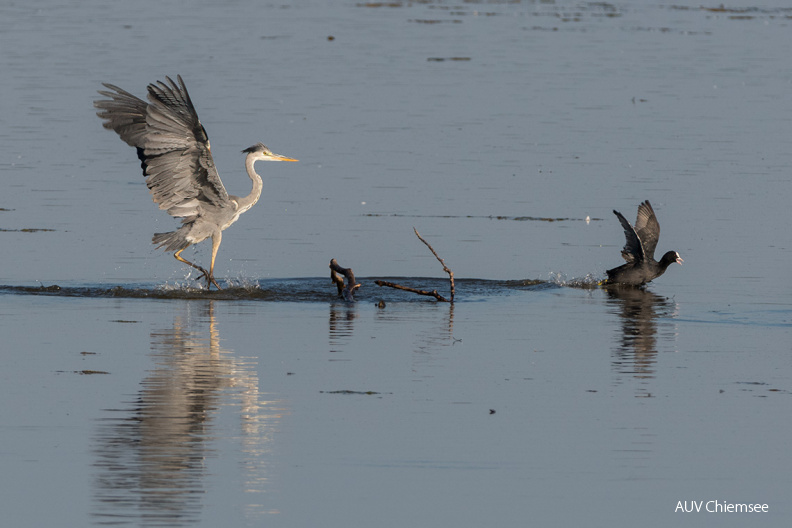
[92, 302, 284, 525]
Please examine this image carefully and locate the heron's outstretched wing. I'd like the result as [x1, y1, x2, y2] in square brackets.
[614, 209, 645, 263]
[94, 83, 149, 147]
[633, 200, 660, 260]
[95, 75, 229, 217]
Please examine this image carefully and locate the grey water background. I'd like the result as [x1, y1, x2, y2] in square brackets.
[1, 0, 790, 526]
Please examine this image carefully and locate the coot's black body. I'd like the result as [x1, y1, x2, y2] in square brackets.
[605, 200, 683, 287]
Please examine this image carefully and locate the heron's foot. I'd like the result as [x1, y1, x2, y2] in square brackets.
[194, 267, 223, 290]
[208, 275, 223, 290]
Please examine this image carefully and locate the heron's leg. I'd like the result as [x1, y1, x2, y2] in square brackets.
[173, 248, 219, 289]
[174, 247, 208, 275]
[207, 231, 223, 290]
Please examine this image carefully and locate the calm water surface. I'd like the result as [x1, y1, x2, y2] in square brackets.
[1, 0, 790, 526]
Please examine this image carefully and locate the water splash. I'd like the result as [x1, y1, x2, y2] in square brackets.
[548, 272, 600, 289]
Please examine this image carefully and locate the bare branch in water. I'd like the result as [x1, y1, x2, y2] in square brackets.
[374, 228, 455, 303]
[413, 227, 454, 302]
[374, 280, 449, 302]
[329, 259, 360, 302]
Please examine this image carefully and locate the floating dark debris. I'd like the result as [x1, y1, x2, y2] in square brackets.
[700, 5, 759, 14]
[413, 20, 462, 24]
[357, 2, 402, 7]
[321, 390, 382, 395]
[427, 56, 471, 61]
[55, 369, 110, 375]
[0, 228, 56, 232]
[363, 213, 599, 222]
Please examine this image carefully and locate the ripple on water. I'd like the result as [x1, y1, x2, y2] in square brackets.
[0, 277, 555, 303]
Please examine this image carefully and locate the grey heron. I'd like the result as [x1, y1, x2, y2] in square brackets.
[94, 75, 297, 290]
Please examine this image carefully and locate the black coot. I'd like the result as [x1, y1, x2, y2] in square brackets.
[605, 200, 683, 286]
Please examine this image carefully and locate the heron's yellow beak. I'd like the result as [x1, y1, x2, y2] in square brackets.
[272, 153, 298, 162]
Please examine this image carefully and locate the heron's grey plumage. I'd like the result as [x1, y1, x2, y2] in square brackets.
[95, 75, 297, 289]
[243, 143, 271, 154]
[96, 75, 229, 220]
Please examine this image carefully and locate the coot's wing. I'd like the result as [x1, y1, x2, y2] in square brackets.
[634, 200, 660, 260]
[614, 210, 644, 263]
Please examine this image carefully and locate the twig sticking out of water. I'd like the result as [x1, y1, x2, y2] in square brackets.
[329, 259, 360, 302]
[374, 227, 455, 303]
[413, 227, 454, 302]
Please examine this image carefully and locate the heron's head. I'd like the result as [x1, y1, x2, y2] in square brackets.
[243, 142, 298, 162]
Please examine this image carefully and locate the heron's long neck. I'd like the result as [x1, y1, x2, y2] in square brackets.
[237, 153, 264, 213]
